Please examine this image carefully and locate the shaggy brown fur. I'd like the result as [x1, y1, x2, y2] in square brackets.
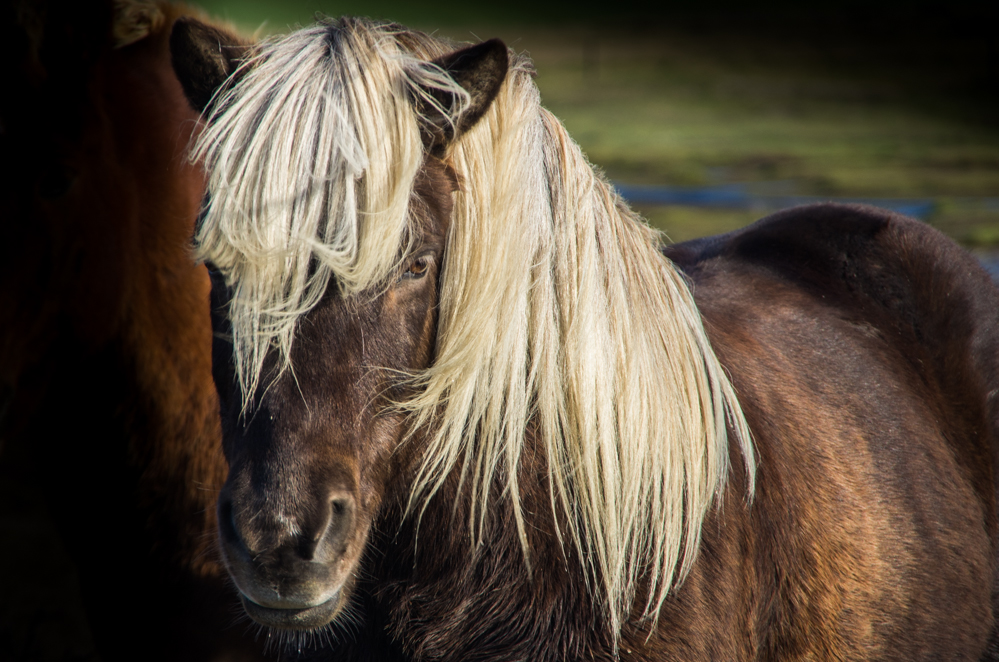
[0, 2, 267, 660]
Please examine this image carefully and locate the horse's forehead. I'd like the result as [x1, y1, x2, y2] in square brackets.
[411, 156, 457, 239]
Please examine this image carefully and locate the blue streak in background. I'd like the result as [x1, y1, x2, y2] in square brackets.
[613, 183, 999, 282]
[614, 183, 936, 220]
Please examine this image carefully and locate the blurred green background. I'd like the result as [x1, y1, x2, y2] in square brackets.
[191, 0, 999, 248]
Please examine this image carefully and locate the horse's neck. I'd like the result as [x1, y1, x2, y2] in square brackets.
[366, 432, 612, 659]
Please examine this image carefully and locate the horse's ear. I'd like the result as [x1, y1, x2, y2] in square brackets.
[170, 17, 251, 114]
[419, 39, 509, 152]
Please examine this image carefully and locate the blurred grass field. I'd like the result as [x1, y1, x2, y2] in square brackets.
[191, 1, 999, 246]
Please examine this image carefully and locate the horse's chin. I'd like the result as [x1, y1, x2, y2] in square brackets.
[240, 591, 344, 630]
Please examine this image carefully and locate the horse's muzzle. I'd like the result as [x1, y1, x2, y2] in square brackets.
[216, 482, 361, 630]
[240, 591, 343, 630]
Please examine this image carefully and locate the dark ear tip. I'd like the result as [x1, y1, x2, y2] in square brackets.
[419, 38, 511, 152]
[479, 38, 508, 60]
[169, 18, 217, 114]
[170, 17, 249, 115]
[479, 38, 508, 76]
[169, 16, 202, 51]
[445, 38, 508, 75]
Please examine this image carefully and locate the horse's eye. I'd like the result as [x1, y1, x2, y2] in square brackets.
[403, 255, 431, 279]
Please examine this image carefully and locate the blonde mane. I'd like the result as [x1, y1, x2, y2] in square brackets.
[193, 17, 755, 638]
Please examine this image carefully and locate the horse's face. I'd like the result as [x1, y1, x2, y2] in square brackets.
[209, 161, 454, 630]
[171, 19, 509, 631]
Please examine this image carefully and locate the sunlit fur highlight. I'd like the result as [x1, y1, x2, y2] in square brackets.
[193, 17, 755, 640]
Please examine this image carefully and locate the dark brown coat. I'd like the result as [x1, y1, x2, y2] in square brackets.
[0, 2, 265, 659]
[291, 204, 999, 661]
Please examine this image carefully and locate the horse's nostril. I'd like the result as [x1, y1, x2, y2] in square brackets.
[323, 495, 355, 553]
[331, 497, 349, 518]
[295, 494, 355, 561]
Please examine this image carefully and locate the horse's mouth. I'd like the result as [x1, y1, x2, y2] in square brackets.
[240, 592, 341, 630]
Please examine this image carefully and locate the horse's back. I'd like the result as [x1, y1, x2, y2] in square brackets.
[663, 203, 999, 660]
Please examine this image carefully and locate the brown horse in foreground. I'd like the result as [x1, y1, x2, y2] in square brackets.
[172, 16, 999, 661]
[0, 1, 266, 659]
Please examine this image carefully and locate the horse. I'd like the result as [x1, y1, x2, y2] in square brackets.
[0, 1, 267, 659]
[170, 15, 999, 660]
